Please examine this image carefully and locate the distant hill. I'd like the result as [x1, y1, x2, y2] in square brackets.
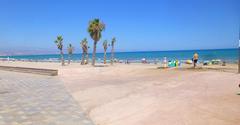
[0, 50, 58, 56]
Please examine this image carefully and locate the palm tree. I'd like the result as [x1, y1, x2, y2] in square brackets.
[103, 40, 108, 64]
[88, 18, 105, 66]
[86, 46, 89, 64]
[67, 44, 74, 65]
[80, 38, 89, 65]
[111, 37, 116, 65]
[54, 35, 65, 66]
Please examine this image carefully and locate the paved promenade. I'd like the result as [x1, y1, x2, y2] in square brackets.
[0, 70, 94, 125]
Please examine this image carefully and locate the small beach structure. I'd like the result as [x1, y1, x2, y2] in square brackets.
[0, 66, 58, 76]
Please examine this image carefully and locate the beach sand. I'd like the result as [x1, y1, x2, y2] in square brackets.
[0, 61, 239, 125]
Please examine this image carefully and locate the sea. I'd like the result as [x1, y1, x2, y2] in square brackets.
[0, 48, 238, 63]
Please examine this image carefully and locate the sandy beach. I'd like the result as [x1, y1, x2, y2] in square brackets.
[0, 61, 239, 125]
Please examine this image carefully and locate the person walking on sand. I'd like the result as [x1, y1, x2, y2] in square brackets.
[193, 53, 199, 68]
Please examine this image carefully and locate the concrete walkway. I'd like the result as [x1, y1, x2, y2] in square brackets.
[0, 70, 94, 125]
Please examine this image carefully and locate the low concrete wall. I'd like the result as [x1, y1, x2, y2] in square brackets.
[0, 66, 58, 76]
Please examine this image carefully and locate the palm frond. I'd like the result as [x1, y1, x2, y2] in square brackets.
[54, 35, 63, 50]
[103, 40, 108, 50]
[68, 44, 74, 54]
[80, 38, 88, 52]
[111, 37, 116, 46]
[88, 18, 105, 42]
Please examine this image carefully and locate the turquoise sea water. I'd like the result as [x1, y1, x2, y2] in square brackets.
[0, 48, 238, 63]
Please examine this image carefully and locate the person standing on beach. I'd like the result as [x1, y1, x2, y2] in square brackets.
[193, 53, 199, 68]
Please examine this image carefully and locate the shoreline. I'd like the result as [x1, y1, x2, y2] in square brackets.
[0, 61, 238, 74]
[0, 58, 238, 64]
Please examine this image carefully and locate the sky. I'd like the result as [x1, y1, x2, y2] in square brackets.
[0, 0, 239, 55]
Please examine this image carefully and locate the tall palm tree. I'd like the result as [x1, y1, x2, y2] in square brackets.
[103, 40, 108, 64]
[111, 37, 116, 65]
[88, 18, 105, 66]
[54, 35, 65, 66]
[67, 44, 74, 65]
[80, 38, 89, 65]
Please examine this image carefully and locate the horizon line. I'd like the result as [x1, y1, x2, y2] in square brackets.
[0, 47, 237, 57]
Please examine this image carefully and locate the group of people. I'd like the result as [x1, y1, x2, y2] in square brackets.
[124, 53, 199, 68]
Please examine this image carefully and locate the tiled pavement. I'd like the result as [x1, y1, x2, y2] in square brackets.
[0, 70, 94, 125]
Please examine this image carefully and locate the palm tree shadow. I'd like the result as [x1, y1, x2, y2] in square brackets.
[94, 65, 109, 67]
[157, 67, 169, 69]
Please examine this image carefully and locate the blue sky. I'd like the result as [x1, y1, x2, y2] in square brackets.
[0, 0, 239, 54]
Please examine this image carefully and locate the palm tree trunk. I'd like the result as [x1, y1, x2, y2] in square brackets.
[86, 51, 89, 64]
[60, 50, 65, 66]
[104, 50, 107, 64]
[81, 51, 85, 65]
[111, 44, 114, 65]
[68, 54, 71, 65]
[92, 41, 97, 66]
